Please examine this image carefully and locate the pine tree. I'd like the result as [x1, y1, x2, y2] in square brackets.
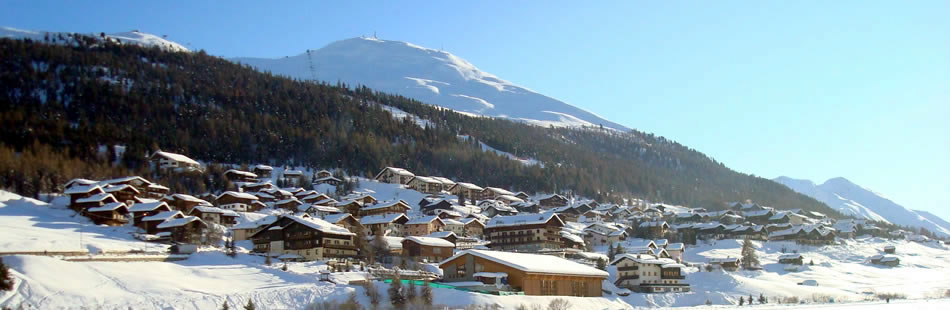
[388, 270, 406, 309]
[607, 243, 615, 261]
[421, 279, 434, 307]
[596, 258, 607, 270]
[615, 244, 625, 256]
[0, 257, 12, 291]
[809, 259, 814, 266]
[739, 296, 745, 306]
[265, 255, 271, 266]
[758, 293, 766, 304]
[243, 299, 255, 310]
[740, 237, 759, 269]
[407, 279, 418, 302]
[748, 294, 754, 305]
[220, 301, 230, 310]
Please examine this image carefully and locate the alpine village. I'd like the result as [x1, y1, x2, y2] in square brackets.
[0, 31, 947, 310]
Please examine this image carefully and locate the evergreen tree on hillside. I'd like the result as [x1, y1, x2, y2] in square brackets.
[243, 299, 255, 310]
[0, 257, 13, 291]
[388, 270, 406, 309]
[741, 237, 759, 269]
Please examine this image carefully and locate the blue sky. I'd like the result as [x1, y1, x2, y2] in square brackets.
[4, 1, 948, 220]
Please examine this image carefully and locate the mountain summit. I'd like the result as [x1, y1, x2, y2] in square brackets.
[774, 176, 950, 237]
[233, 37, 629, 130]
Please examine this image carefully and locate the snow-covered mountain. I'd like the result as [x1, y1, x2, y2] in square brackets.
[774, 176, 950, 237]
[0, 26, 188, 52]
[232, 37, 629, 130]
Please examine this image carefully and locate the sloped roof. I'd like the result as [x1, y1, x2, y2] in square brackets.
[486, 213, 560, 228]
[65, 184, 103, 195]
[128, 201, 170, 213]
[142, 211, 183, 222]
[285, 215, 354, 236]
[407, 215, 443, 225]
[360, 213, 409, 225]
[216, 191, 259, 201]
[442, 250, 607, 277]
[88, 202, 128, 213]
[404, 236, 455, 247]
[152, 151, 199, 165]
[157, 216, 203, 229]
[76, 193, 116, 203]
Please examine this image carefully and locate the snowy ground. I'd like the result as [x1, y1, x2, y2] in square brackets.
[0, 191, 167, 254]
[2, 189, 949, 309]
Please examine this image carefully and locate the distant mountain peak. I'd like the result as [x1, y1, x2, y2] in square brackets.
[232, 37, 629, 131]
[774, 176, 950, 237]
[1, 26, 189, 52]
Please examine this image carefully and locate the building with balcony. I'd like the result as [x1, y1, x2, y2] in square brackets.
[611, 253, 689, 293]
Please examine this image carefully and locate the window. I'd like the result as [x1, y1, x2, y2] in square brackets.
[456, 263, 467, 278]
[541, 279, 558, 296]
[433, 247, 441, 254]
[475, 263, 484, 273]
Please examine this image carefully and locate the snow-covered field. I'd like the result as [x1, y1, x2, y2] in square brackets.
[2, 188, 949, 309]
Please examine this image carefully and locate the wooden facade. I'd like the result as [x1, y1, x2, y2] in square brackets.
[440, 251, 605, 297]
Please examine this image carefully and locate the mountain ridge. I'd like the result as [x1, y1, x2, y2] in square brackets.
[774, 176, 949, 237]
[232, 37, 630, 131]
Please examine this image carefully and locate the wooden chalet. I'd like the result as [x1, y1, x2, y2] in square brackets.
[86, 202, 130, 226]
[484, 213, 565, 251]
[156, 216, 207, 243]
[405, 216, 446, 236]
[138, 211, 184, 234]
[241, 182, 273, 193]
[72, 193, 119, 212]
[440, 250, 607, 296]
[407, 176, 446, 194]
[708, 257, 741, 271]
[214, 191, 260, 212]
[162, 194, 212, 213]
[250, 215, 357, 260]
[402, 236, 455, 262]
[448, 182, 483, 202]
[274, 197, 304, 212]
[479, 187, 515, 201]
[611, 254, 689, 293]
[778, 253, 804, 265]
[102, 184, 141, 205]
[358, 200, 411, 217]
[224, 169, 258, 182]
[252, 165, 273, 178]
[323, 213, 364, 234]
[538, 194, 569, 209]
[65, 184, 106, 208]
[129, 201, 172, 225]
[149, 150, 201, 173]
[374, 167, 415, 185]
[360, 213, 410, 236]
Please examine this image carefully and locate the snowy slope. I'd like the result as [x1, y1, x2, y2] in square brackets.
[774, 176, 950, 237]
[0, 26, 188, 52]
[232, 37, 628, 130]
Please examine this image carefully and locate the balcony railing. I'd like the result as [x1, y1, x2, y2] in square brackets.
[660, 275, 686, 280]
[617, 266, 639, 271]
[615, 275, 640, 281]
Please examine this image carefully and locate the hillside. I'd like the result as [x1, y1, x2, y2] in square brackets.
[233, 37, 629, 130]
[774, 176, 950, 237]
[0, 35, 837, 215]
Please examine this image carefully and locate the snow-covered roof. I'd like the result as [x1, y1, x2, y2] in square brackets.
[404, 236, 455, 247]
[779, 253, 803, 260]
[410, 176, 441, 184]
[165, 194, 208, 204]
[275, 197, 302, 205]
[190, 205, 226, 214]
[152, 151, 199, 165]
[441, 218, 464, 226]
[560, 231, 584, 244]
[425, 231, 457, 239]
[232, 215, 277, 229]
[361, 200, 409, 211]
[142, 211, 183, 222]
[451, 182, 483, 191]
[407, 215, 443, 225]
[100, 176, 152, 186]
[225, 169, 258, 178]
[103, 184, 140, 194]
[743, 209, 773, 217]
[65, 178, 97, 188]
[708, 257, 741, 264]
[360, 213, 409, 225]
[430, 176, 456, 185]
[128, 201, 170, 213]
[441, 250, 608, 277]
[880, 255, 899, 262]
[88, 202, 127, 212]
[157, 216, 203, 229]
[254, 164, 273, 171]
[65, 184, 103, 195]
[76, 193, 116, 203]
[482, 187, 515, 196]
[148, 184, 169, 191]
[285, 215, 354, 236]
[486, 213, 560, 228]
[381, 167, 414, 176]
[666, 243, 684, 251]
[322, 213, 353, 224]
[495, 195, 524, 203]
[216, 191, 259, 201]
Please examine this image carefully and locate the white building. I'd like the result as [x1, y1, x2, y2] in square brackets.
[611, 253, 690, 293]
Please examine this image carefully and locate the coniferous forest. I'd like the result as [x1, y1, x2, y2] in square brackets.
[0, 35, 838, 216]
